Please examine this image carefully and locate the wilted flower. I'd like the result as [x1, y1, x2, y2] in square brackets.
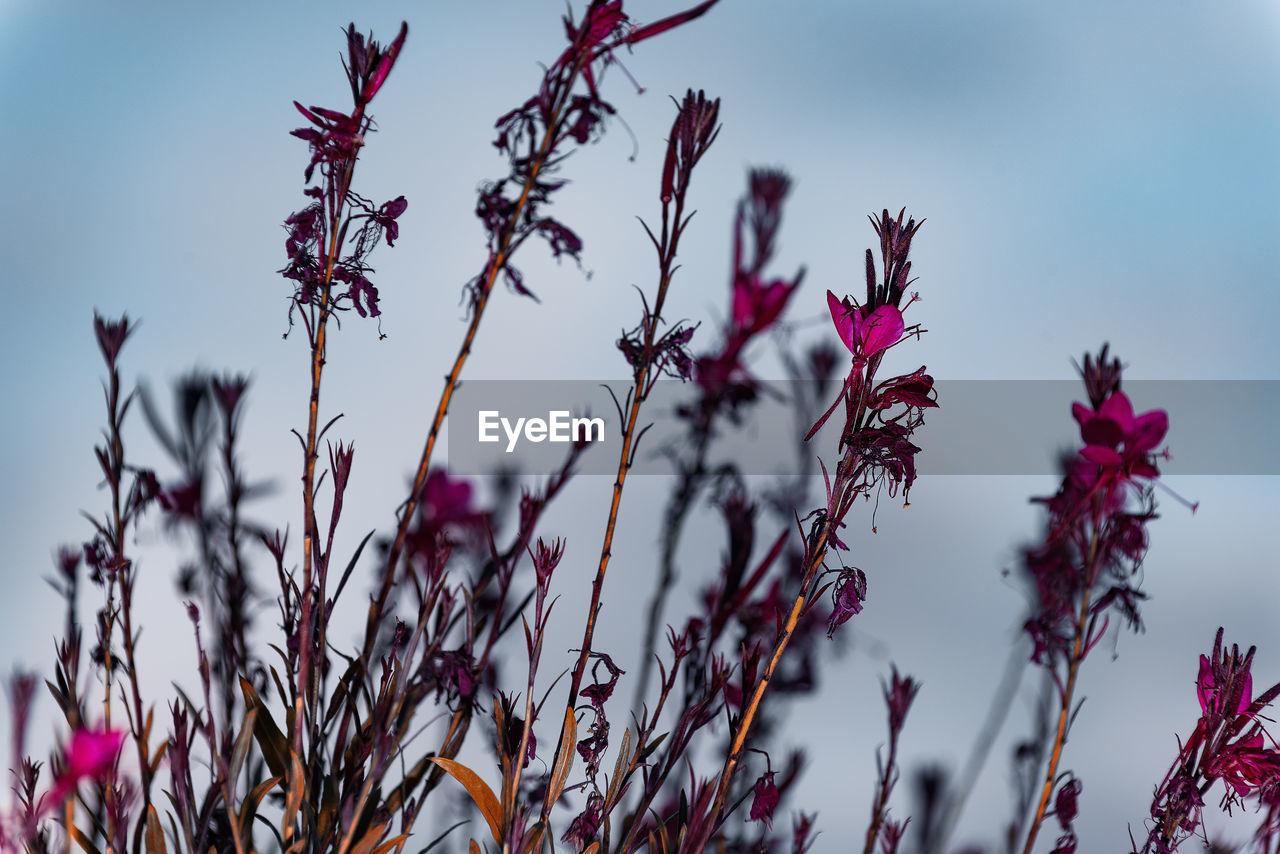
[827, 567, 867, 638]
[749, 769, 780, 829]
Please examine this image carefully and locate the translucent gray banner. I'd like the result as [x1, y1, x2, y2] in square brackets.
[447, 380, 1280, 476]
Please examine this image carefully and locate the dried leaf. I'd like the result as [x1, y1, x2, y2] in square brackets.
[243, 775, 283, 823]
[229, 708, 258, 787]
[240, 677, 288, 778]
[546, 705, 578, 806]
[144, 805, 168, 854]
[283, 749, 305, 839]
[347, 822, 387, 854]
[428, 757, 502, 845]
[371, 835, 410, 854]
[605, 727, 633, 806]
[68, 823, 103, 854]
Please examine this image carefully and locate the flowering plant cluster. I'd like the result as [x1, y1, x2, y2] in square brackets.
[5, 5, 1277, 854]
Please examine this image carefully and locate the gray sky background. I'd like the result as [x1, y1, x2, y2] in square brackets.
[3, 1, 1280, 851]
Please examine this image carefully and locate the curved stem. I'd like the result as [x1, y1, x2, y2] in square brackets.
[365, 91, 571, 663]
[928, 637, 1029, 854]
[633, 425, 710, 711]
[864, 731, 902, 854]
[1019, 526, 1101, 854]
[689, 513, 834, 851]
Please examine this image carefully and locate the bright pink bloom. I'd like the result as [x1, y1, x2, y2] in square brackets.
[1198, 652, 1253, 717]
[826, 290, 904, 358]
[46, 727, 123, 806]
[732, 275, 796, 337]
[1071, 391, 1167, 479]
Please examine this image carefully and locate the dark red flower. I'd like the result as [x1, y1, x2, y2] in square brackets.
[732, 273, 799, 338]
[93, 312, 133, 367]
[827, 567, 867, 637]
[883, 666, 919, 733]
[1071, 390, 1167, 481]
[372, 195, 408, 247]
[420, 469, 475, 531]
[343, 22, 408, 107]
[1208, 734, 1280, 798]
[1055, 776, 1081, 829]
[749, 770, 780, 829]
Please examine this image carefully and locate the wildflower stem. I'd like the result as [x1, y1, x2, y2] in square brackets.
[633, 425, 710, 711]
[864, 725, 903, 854]
[367, 87, 572, 664]
[927, 637, 1029, 854]
[546, 93, 714, 821]
[297, 146, 360, 786]
[693, 508, 836, 850]
[1020, 527, 1101, 854]
[563, 191, 683, 704]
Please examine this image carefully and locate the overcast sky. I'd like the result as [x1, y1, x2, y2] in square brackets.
[3, 1, 1280, 851]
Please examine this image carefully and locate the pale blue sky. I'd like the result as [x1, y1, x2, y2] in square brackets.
[2, 1, 1280, 851]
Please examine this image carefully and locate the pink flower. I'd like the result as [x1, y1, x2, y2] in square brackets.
[1198, 652, 1252, 718]
[46, 727, 124, 806]
[1208, 734, 1280, 798]
[826, 290, 904, 359]
[420, 469, 475, 530]
[731, 274, 796, 338]
[1071, 390, 1167, 480]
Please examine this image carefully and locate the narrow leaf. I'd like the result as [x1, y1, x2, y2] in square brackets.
[144, 805, 168, 854]
[546, 705, 578, 806]
[240, 678, 288, 778]
[427, 758, 502, 846]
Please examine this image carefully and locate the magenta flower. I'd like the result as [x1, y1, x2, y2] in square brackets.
[554, 0, 720, 100]
[1198, 652, 1252, 718]
[420, 469, 475, 530]
[826, 290, 905, 359]
[46, 726, 124, 807]
[731, 274, 798, 339]
[1207, 734, 1280, 798]
[1071, 390, 1167, 480]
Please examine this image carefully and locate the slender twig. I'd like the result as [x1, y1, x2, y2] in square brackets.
[1019, 525, 1101, 854]
[928, 636, 1029, 854]
[365, 72, 579, 664]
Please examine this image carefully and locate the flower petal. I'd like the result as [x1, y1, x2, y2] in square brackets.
[858, 305, 904, 355]
[1128, 409, 1168, 453]
[1097, 391, 1135, 433]
[1197, 653, 1214, 714]
[827, 290, 856, 353]
[1080, 445, 1123, 468]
